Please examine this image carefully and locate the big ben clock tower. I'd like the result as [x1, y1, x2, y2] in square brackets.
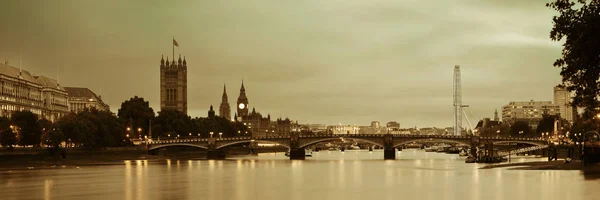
[237, 80, 249, 117]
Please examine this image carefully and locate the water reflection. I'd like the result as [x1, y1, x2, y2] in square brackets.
[0, 150, 594, 200]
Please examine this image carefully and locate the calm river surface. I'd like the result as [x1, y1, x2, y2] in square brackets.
[1, 149, 599, 200]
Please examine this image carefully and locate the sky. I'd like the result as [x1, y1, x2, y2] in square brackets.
[0, 0, 564, 128]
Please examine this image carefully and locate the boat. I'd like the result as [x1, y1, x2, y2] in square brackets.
[459, 149, 468, 156]
[424, 146, 437, 152]
[446, 147, 460, 154]
[436, 146, 450, 153]
[305, 149, 313, 157]
[465, 156, 477, 163]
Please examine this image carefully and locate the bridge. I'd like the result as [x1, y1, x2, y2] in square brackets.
[146, 134, 548, 160]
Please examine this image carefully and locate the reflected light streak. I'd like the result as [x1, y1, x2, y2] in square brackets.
[124, 161, 132, 200]
[44, 179, 53, 200]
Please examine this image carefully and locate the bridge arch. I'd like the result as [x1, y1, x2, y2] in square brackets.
[298, 137, 384, 149]
[148, 143, 209, 151]
[216, 139, 290, 149]
[392, 138, 471, 148]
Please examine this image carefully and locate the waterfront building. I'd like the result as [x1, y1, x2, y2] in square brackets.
[554, 85, 575, 122]
[232, 81, 273, 137]
[0, 60, 69, 122]
[64, 87, 110, 113]
[35, 76, 68, 122]
[275, 118, 292, 136]
[502, 100, 560, 129]
[160, 55, 187, 114]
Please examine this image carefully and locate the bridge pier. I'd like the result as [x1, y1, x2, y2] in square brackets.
[289, 148, 305, 160]
[207, 149, 226, 160]
[384, 147, 396, 160]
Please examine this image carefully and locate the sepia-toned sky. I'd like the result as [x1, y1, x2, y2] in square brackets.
[0, 0, 563, 128]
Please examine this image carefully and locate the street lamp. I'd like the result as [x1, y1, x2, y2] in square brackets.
[137, 128, 142, 139]
[219, 132, 223, 138]
[210, 132, 214, 138]
[189, 132, 191, 136]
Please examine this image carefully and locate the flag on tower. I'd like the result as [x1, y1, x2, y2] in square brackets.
[173, 38, 179, 47]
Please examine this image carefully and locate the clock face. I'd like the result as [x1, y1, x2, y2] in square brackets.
[239, 103, 245, 109]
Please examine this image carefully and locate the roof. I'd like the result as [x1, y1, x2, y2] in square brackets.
[475, 120, 502, 129]
[0, 62, 39, 84]
[64, 87, 101, 100]
[34, 76, 64, 90]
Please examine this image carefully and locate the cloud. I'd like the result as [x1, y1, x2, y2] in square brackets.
[0, 0, 563, 127]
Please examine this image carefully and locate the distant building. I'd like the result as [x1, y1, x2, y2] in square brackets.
[160, 55, 187, 114]
[64, 87, 110, 113]
[386, 121, 400, 130]
[219, 84, 231, 120]
[494, 109, 499, 121]
[502, 100, 560, 129]
[0, 61, 68, 122]
[371, 121, 380, 128]
[232, 81, 273, 137]
[330, 124, 360, 135]
[554, 85, 575, 122]
[275, 118, 292, 136]
[236, 81, 249, 117]
[307, 124, 327, 134]
[474, 118, 502, 136]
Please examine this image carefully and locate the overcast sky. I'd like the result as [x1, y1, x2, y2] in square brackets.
[0, 0, 563, 128]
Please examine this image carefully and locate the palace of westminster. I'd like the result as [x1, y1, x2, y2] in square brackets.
[160, 55, 295, 137]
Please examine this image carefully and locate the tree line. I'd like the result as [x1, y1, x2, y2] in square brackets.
[0, 96, 248, 149]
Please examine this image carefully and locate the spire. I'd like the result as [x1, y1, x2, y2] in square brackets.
[223, 83, 227, 93]
[208, 105, 215, 118]
[494, 109, 499, 121]
[18, 52, 22, 79]
[56, 64, 60, 87]
[161, 54, 165, 65]
[178, 54, 182, 64]
[241, 79, 245, 91]
[165, 56, 170, 65]
[183, 56, 187, 65]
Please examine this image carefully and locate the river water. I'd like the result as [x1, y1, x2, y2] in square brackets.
[1, 149, 599, 200]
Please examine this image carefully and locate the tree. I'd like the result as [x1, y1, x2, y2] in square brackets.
[11, 111, 42, 146]
[43, 129, 65, 148]
[547, 1, 600, 112]
[536, 114, 558, 136]
[0, 117, 16, 148]
[117, 96, 155, 137]
[509, 121, 533, 137]
[56, 108, 125, 148]
[153, 109, 193, 138]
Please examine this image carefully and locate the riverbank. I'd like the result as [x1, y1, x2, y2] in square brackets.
[0, 147, 286, 170]
[481, 160, 600, 171]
